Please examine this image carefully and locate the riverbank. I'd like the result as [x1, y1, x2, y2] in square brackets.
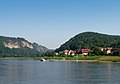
[0, 56, 120, 62]
[55, 60, 98, 62]
[98, 56, 120, 62]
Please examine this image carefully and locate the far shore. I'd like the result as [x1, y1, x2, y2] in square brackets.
[0, 56, 120, 63]
[52, 60, 98, 62]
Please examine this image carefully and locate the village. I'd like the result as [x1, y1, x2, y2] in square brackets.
[55, 47, 120, 56]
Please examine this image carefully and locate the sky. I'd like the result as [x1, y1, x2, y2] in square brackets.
[0, 0, 120, 49]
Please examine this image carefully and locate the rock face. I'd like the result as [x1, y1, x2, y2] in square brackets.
[4, 41, 33, 49]
[0, 36, 50, 57]
[0, 36, 50, 52]
[4, 42, 20, 49]
[3, 37, 33, 49]
[21, 41, 33, 49]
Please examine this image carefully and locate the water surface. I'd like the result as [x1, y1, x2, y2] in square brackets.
[0, 60, 120, 84]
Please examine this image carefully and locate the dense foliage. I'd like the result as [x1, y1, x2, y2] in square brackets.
[0, 36, 41, 57]
[56, 32, 120, 51]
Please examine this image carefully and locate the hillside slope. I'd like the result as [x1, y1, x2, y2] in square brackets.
[56, 32, 120, 51]
[0, 36, 49, 57]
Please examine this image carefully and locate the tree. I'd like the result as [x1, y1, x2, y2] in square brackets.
[112, 50, 120, 56]
[56, 32, 120, 52]
[44, 51, 55, 57]
[91, 47, 102, 55]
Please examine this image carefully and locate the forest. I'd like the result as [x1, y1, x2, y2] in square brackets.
[55, 32, 120, 56]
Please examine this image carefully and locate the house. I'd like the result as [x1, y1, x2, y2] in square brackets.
[81, 49, 90, 56]
[64, 49, 69, 55]
[69, 50, 76, 56]
[63, 49, 76, 56]
[55, 52, 59, 55]
[62, 49, 90, 56]
[101, 47, 119, 54]
[106, 48, 112, 54]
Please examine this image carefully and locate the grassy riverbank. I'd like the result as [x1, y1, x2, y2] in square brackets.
[98, 56, 120, 62]
[0, 56, 101, 60]
[1, 56, 120, 62]
[0, 57, 34, 60]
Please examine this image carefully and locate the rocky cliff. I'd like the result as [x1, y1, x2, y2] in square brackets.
[0, 36, 50, 57]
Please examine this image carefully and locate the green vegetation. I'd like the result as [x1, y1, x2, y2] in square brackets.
[112, 50, 120, 56]
[1, 32, 120, 57]
[65, 56, 102, 60]
[33, 56, 102, 61]
[0, 47, 41, 57]
[0, 36, 47, 57]
[56, 32, 120, 52]
[1, 56, 120, 62]
[0, 56, 101, 60]
[98, 56, 120, 62]
[0, 57, 34, 60]
[33, 57, 64, 60]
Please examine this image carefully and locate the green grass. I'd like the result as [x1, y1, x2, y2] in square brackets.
[0, 57, 34, 60]
[0, 56, 101, 60]
[65, 56, 102, 60]
[1, 56, 120, 62]
[0, 57, 64, 60]
[98, 56, 120, 62]
[33, 56, 102, 61]
[33, 57, 64, 60]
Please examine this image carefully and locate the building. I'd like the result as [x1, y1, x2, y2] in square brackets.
[101, 48, 119, 54]
[63, 49, 76, 56]
[64, 49, 69, 55]
[81, 49, 90, 56]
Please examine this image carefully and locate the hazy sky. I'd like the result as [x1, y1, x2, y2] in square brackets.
[0, 0, 120, 49]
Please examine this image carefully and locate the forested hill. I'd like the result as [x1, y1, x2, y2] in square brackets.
[56, 32, 120, 51]
[0, 36, 49, 57]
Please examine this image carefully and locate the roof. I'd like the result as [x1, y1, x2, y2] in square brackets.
[82, 49, 90, 53]
[64, 49, 69, 53]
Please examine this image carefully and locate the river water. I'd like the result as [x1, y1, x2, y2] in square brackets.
[0, 60, 120, 84]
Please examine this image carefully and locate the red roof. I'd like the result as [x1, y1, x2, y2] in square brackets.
[64, 49, 69, 53]
[82, 49, 90, 53]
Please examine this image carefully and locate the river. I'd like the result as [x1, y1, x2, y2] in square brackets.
[0, 60, 120, 84]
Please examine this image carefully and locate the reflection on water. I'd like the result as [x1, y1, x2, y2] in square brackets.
[0, 60, 120, 84]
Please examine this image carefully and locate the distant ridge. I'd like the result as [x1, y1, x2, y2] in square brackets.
[0, 36, 50, 57]
[56, 32, 120, 51]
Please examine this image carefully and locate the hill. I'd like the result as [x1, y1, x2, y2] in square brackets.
[0, 36, 50, 57]
[32, 42, 50, 52]
[56, 32, 120, 51]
